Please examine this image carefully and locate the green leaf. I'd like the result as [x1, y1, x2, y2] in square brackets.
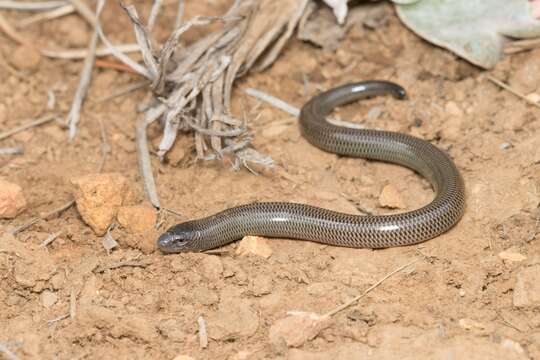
[394, 0, 540, 68]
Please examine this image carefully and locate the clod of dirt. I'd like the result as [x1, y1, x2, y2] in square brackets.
[0, 179, 27, 219]
[117, 205, 157, 234]
[41, 290, 58, 308]
[120, 231, 159, 254]
[236, 236, 273, 258]
[13, 253, 56, 291]
[193, 287, 219, 306]
[513, 265, 540, 308]
[269, 311, 332, 348]
[70, 173, 135, 235]
[250, 274, 273, 296]
[116, 205, 158, 253]
[378, 184, 406, 209]
[207, 298, 259, 340]
[199, 255, 224, 281]
[498, 248, 527, 262]
[439, 116, 463, 141]
[9, 45, 41, 71]
[77, 305, 158, 342]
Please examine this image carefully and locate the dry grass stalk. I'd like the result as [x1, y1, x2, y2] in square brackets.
[116, 0, 309, 168]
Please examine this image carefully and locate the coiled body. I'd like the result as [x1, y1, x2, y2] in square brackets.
[158, 81, 465, 253]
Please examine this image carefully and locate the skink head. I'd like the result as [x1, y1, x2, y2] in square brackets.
[157, 221, 199, 253]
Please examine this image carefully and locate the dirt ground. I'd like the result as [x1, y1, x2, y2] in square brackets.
[1, 1, 540, 359]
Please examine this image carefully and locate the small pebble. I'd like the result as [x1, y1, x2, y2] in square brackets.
[378, 184, 406, 209]
[70, 173, 135, 235]
[499, 142, 513, 150]
[236, 236, 273, 259]
[0, 179, 27, 219]
[117, 205, 156, 234]
[41, 290, 58, 308]
[459, 289, 466, 297]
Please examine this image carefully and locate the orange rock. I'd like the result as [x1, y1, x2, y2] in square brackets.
[378, 184, 406, 209]
[236, 235, 273, 258]
[70, 173, 134, 235]
[117, 205, 156, 234]
[116, 205, 158, 253]
[0, 179, 27, 219]
[120, 230, 158, 254]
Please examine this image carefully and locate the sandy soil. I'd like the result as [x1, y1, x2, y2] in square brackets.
[1, 1, 540, 359]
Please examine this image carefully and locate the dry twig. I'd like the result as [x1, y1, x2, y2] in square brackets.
[10, 199, 75, 235]
[68, 0, 97, 27]
[70, 288, 76, 319]
[0, 146, 24, 155]
[0, 114, 56, 141]
[47, 314, 70, 326]
[0, 1, 66, 11]
[111, 0, 310, 178]
[94, 80, 148, 103]
[66, 0, 104, 141]
[324, 259, 418, 317]
[41, 43, 140, 60]
[136, 110, 163, 209]
[197, 316, 208, 349]
[17, 4, 75, 28]
[487, 75, 540, 109]
[0, 12, 31, 45]
[244, 87, 300, 116]
[504, 38, 540, 54]
[39, 231, 62, 248]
